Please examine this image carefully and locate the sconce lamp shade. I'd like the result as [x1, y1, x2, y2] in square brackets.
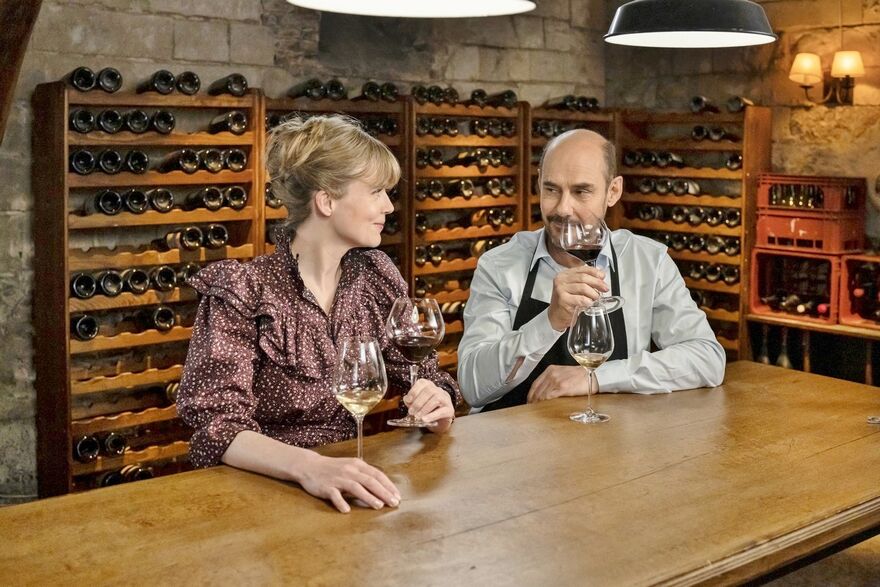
[831, 51, 865, 78]
[285, 0, 537, 17]
[605, 0, 777, 48]
[789, 53, 823, 86]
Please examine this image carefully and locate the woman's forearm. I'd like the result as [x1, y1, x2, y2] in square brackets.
[221, 430, 316, 483]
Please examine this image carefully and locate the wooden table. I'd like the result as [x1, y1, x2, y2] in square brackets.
[2, 362, 879, 585]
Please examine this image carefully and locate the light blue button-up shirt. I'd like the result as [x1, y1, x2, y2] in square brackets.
[457, 228, 726, 409]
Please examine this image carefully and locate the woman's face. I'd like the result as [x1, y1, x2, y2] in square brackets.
[330, 178, 395, 248]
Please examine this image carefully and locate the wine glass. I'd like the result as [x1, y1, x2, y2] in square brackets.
[386, 297, 445, 428]
[556, 215, 624, 312]
[567, 304, 614, 423]
[333, 336, 388, 459]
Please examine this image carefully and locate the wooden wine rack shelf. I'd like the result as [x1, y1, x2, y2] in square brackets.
[417, 165, 518, 178]
[622, 193, 743, 208]
[70, 326, 194, 355]
[429, 289, 470, 304]
[618, 218, 741, 238]
[620, 166, 743, 180]
[668, 250, 742, 266]
[415, 194, 518, 211]
[68, 131, 255, 147]
[69, 288, 198, 313]
[418, 224, 518, 243]
[71, 365, 183, 396]
[684, 277, 741, 295]
[68, 169, 253, 189]
[68, 207, 255, 230]
[68, 244, 254, 272]
[71, 405, 179, 436]
[72, 441, 190, 476]
[414, 135, 518, 147]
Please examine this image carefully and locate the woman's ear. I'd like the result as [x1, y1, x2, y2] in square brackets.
[314, 190, 334, 217]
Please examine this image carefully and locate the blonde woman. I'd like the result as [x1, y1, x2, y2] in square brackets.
[177, 115, 461, 513]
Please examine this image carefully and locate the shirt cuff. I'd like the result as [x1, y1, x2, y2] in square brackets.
[518, 308, 565, 357]
[595, 359, 631, 393]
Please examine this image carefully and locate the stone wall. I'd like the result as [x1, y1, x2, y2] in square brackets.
[605, 0, 880, 237]
[0, 0, 607, 502]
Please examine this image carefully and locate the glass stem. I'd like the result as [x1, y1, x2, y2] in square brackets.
[586, 368, 594, 414]
[356, 416, 364, 460]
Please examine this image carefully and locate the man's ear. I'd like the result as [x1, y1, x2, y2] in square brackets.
[606, 175, 624, 207]
[314, 190, 334, 217]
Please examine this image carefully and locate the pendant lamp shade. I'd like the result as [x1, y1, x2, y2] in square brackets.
[286, 0, 537, 18]
[605, 0, 777, 48]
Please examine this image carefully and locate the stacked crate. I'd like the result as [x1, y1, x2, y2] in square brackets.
[749, 173, 867, 325]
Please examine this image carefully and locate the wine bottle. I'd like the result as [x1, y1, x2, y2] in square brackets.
[415, 213, 428, 234]
[121, 268, 150, 294]
[97, 270, 124, 296]
[760, 291, 784, 310]
[722, 265, 740, 285]
[639, 151, 657, 167]
[724, 209, 742, 227]
[97, 149, 123, 174]
[705, 208, 724, 227]
[288, 78, 326, 100]
[623, 151, 641, 167]
[98, 471, 125, 487]
[468, 89, 488, 107]
[486, 90, 517, 109]
[124, 150, 150, 174]
[444, 118, 459, 137]
[204, 224, 229, 248]
[84, 189, 122, 216]
[416, 118, 431, 136]
[187, 186, 224, 211]
[577, 96, 600, 112]
[70, 273, 97, 299]
[156, 226, 203, 251]
[209, 110, 248, 135]
[544, 95, 578, 110]
[121, 189, 149, 214]
[691, 125, 709, 141]
[73, 435, 101, 462]
[502, 208, 515, 226]
[224, 186, 248, 210]
[427, 244, 444, 265]
[500, 177, 516, 196]
[139, 305, 175, 331]
[705, 235, 725, 255]
[445, 179, 475, 199]
[326, 78, 347, 100]
[704, 264, 722, 282]
[638, 178, 656, 194]
[637, 204, 662, 221]
[69, 109, 96, 133]
[688, 234, 706, 253]
[223, 148, 248, 171]
[124, 110, 150, 134]
[354, 81, 381, 101]
[102, 432, 127, 456]
[724, 237, 740, 256]
[175, 71, 201, 95]
[427, 85, 445, 105]
[158, 149, 199, 174]
[779, 294, 802, 312]
[756, 324, 770, 364]
[690, 95, 720, 113]
[208, 73, 248, 97]
[177, 263, 201, 283]
[655, 178, 673, 195]
[726, 154, 743, 171]
[71, 315, 99, 341]
[414, 246, 428, 267]
[776, 327, 793, 368]
[726, 96, 754, 112]
[411, 85, 429, 104]
[381, 82, 400, 102]
[265, 185, 284, 209]
[428, 118, 445, 137]
[70, 149, 96, 175]
[655, 151, 685, 169]
[151, 110, 176, 134]
[672, 179, 700, 196]
[689, 263, 707, 280]
[150, 265, 178, 291]
[670, 206, 688, 223]
[147, 188, 175, 213]
[687, 207, 706, 226]
[67, 67, 96, 92]
[137, 70, 175, 94]
[199, 148, 224, 173]
[121, 465, 155, 482]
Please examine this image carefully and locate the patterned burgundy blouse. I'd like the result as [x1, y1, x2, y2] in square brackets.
[177, 231, 461, 467]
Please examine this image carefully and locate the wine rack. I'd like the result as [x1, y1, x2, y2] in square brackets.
[611, 106, 772, 359]
[33, 81, 261, 496]
[525, 104, 617, 231]
[411, 96, 527, 375]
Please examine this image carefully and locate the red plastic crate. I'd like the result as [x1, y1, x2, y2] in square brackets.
[758, 173, 866, 212]
[839, 254, 880, 330]
[750, 247, 839, 324]
[756, 209, 863, 254]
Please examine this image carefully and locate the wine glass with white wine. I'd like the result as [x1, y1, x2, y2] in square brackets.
[567, 304, 615, 423]
[333, 336, 388, 459]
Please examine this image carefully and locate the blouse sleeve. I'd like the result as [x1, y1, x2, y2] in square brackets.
[362, 250, 463, 408]
[176, 261, 263, 467]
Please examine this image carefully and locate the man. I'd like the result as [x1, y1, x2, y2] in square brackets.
[457, 129, 725, 411]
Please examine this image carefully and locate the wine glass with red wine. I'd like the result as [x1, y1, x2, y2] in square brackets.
[385, 297, 445, 428]
[557, 215, 624, 312]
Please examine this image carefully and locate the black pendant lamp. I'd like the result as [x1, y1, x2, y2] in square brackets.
[286, 0, 537, 17]
[605, 0, 777, 48]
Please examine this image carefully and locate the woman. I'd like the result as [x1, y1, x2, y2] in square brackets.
[177, 115, 461, 513]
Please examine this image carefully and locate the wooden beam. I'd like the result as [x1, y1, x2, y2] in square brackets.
[0, 0, 42, 147]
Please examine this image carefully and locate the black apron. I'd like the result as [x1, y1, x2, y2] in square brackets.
[482, 241, 629, 412]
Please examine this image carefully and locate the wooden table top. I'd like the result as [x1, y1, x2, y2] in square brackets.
[2, 361, 879, 586]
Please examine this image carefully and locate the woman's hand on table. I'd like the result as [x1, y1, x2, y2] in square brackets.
[295, 452, 401, 514]
[404, 379, 455, 433]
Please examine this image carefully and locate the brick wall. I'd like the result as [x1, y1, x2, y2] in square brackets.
[0, 0, 607, 502]
[604, 0, 880, 237]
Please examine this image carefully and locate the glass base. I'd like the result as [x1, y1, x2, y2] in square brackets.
[570, 410, 610, 424]
[868, 416, 880, 425]
[595, 295, 624, 313]
[387, 415, 438, 428]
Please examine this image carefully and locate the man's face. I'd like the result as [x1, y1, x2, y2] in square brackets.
[539, 139, 621, 247]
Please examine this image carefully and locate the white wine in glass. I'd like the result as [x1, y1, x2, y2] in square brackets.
[334, 336, 388, 459]
[567, 304, 614, 423]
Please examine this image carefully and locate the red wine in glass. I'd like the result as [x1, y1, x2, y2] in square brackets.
[565, 244, 602, 265]
[393, 335, 438, 363]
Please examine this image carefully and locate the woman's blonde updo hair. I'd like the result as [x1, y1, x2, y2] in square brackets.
[265, 114, 401, 235]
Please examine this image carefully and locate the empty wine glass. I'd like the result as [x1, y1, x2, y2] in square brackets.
[567, 304, 615, 423]
[333, 336, 388, 459]
[556, 215, 624, 313]
[385, 297, 444, 428]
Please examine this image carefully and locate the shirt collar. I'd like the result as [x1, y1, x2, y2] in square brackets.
[531, 227, 615, 272]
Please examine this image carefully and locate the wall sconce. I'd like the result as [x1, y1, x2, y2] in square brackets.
[789, 50, 865, 105]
